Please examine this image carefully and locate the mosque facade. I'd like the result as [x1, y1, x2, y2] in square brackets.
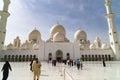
[0, 0, 120, 61]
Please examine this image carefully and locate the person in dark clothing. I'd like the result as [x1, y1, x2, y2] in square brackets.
[71, 60, 74, 66]
[80, 61, 83, 70]
[30, 59, 34, 71]
[54, 60, 56, 66]
[76, 59, 80, 70]
[80, 58, 83, 70]
[1, 61, 12, 80]
[102, 59, 106, 67]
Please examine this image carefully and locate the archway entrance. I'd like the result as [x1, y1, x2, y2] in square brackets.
[56, 50, 63, 62]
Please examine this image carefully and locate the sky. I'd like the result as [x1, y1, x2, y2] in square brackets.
[0, 0, 120, 45]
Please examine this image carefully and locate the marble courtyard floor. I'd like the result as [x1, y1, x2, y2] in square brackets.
[0, 61, 120, 80]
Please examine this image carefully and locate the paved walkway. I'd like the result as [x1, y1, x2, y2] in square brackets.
[0, 62, 65, 80]
[0, 61, 120, 80]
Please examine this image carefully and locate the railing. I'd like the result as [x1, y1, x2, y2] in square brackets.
[58, 63, 75, 80]
[63, 68, 75, 80]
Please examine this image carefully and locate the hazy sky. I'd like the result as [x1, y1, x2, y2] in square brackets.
[0, 0, 120, 45]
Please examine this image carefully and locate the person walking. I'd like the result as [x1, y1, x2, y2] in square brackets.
[1, 61, 12, 80]
[80, 61, 83, 70]
[102, 59, 106, 67]
[76, 59, 80, 70]
[80, 58, 83, 70]
[30, 59, 34, 72]
[32, 58, 42, 80]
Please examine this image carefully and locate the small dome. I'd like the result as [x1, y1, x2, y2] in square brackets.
[94, 37, 101, 43]
[53, 32, 65, 42]
[74, 29, 87, 41]
[33, 43, 39, 50]
[20, 43, 27, 50]
[96, 37, 100, 41]
[16, 36, 20, 39]
[101, 44, 110, 50]
[7, 43, 13, 47]
[50, 23, 66, 36]
[89, 44, 96, 50]
[29, 28, 41, 42]
[79, 44, 84, 49]
[7, 43, 14, 50]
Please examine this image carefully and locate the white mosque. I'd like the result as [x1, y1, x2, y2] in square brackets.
[0, 0, 120, 62]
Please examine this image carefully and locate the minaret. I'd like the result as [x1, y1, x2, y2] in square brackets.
[105, 0, 120, 60]
[0, 0, 10, 51]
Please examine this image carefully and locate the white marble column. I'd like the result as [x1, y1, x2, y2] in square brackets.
[105, 0, 120, 60]
[0, 0, 10, 50]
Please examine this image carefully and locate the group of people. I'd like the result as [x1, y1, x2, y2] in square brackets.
[66, 59, 83, 70]
[47, 58, 83, 70]
[1, 58, 106, 80]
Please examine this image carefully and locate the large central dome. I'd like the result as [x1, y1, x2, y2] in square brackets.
[50, 23, 66, 36]
[46, 23, 69, 42]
